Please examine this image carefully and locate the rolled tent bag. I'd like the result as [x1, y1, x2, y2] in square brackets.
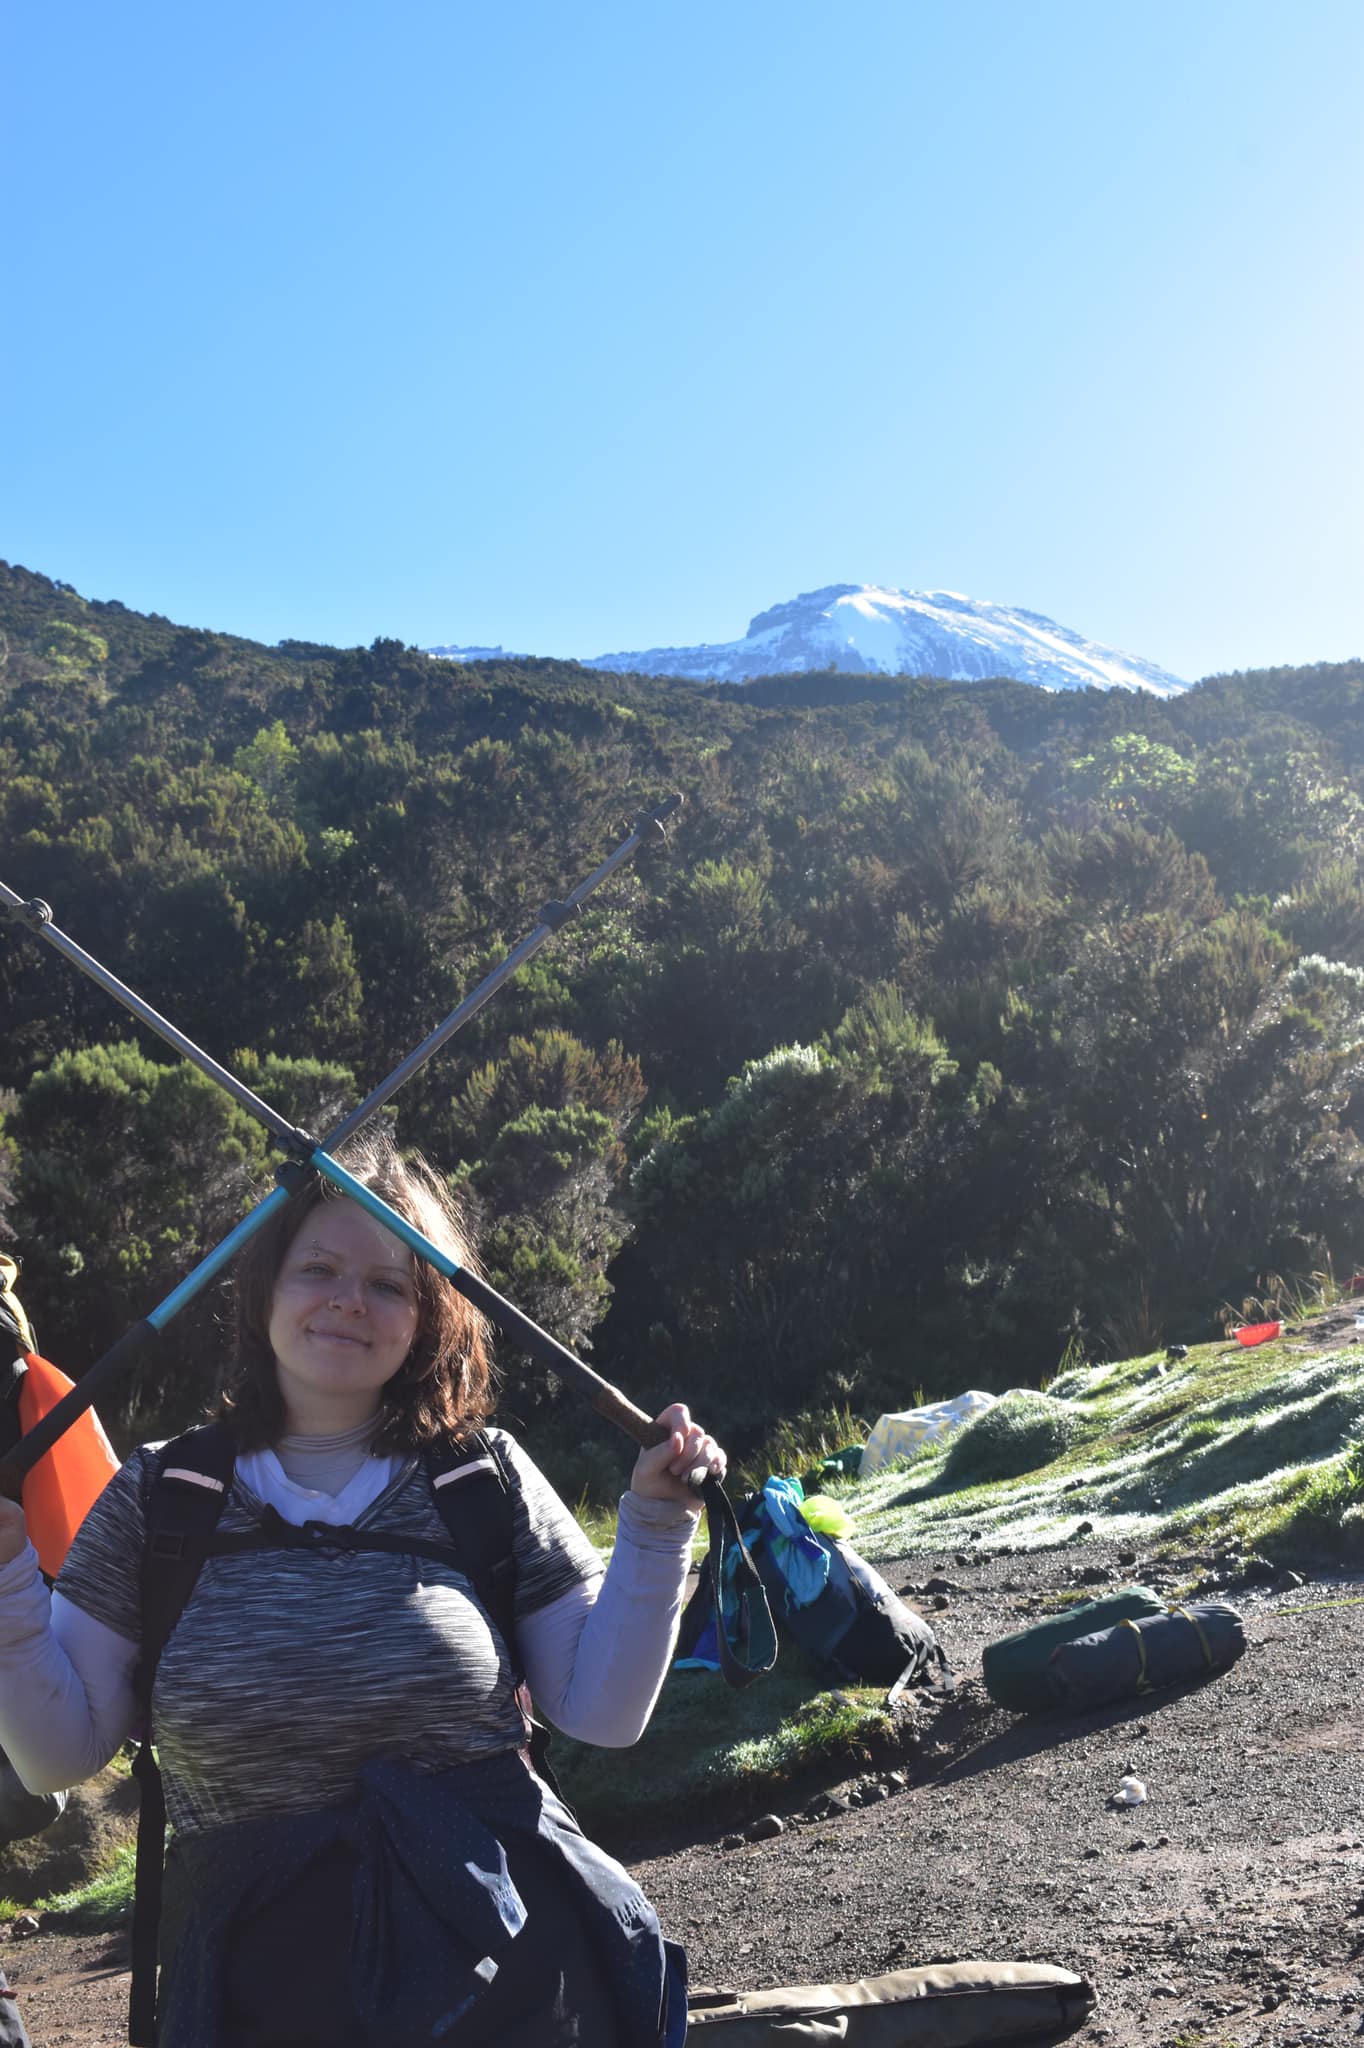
[685, 1960, 1097, 2044]
[982, 1589, 1164, 1713]
[1047, 1601, 1245, 1712]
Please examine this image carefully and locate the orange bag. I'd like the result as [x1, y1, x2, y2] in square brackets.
[15, 1354, 120, 1577]
[1235, 1320, 1281, 1348]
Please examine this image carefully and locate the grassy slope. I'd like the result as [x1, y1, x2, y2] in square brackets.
[28, 1324, 1364, 1924]
[847, 1325, 1364, 1562]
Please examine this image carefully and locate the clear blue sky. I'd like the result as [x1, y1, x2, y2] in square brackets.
[5, 1, 1362, 682]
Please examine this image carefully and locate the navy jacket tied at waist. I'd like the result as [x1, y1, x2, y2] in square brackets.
[159, 1750, 687, 2047]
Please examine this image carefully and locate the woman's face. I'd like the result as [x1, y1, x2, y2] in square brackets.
[267, 1198, 421, 1431]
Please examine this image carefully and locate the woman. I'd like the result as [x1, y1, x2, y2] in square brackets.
[0, 1134, 722, 2046]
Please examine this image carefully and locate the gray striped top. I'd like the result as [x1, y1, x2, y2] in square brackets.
[56, 1431, 604, 1837]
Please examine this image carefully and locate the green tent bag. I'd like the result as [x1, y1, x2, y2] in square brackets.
[686, 1960, 1096, 2043]
[982, 1587, 1164, 1713]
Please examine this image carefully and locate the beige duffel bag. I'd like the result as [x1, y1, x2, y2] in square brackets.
[685, 1959, 1096, 2044]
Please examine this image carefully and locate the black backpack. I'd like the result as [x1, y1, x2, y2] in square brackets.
[128, 1421, 529, 2046]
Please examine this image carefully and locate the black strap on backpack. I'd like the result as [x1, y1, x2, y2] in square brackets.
[129, 1422, 523, 2046]
[423, 1432, 521, 1674]
[0, 1363, 26, 1465]
[130, 1423, 238, 2046]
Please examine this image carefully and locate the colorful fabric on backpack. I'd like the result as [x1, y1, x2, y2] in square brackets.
[755, 1478, 832, 1608]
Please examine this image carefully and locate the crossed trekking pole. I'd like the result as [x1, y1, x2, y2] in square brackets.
[0, 797, 776, 1685]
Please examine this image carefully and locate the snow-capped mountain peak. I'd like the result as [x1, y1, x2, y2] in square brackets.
[583, 584, 1187, 695]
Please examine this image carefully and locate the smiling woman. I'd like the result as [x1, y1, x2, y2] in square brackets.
[0, 1130, 723, 2047]
[265, 1204, 422, 1429]
[225, 1139, 497, 1455]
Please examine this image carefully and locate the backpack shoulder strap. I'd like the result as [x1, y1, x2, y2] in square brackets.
[130, 1419, 238, 2047]
[422, 1429, 575, 1798]
[0, 1362, 26, 1462]
[422, 1430, 520, 1676]
[138, 1420, 239, 1702]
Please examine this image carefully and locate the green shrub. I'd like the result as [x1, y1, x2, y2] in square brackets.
[940, 1390, 1080, 1487]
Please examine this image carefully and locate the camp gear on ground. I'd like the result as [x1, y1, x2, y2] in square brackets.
[1235, 1321, 1281, 1346]
[679, 1483, 946, 1693]
[982, 1588, 1165, 1713]
[128, 1422, 548, 2044]
[859, 1392, 996, 1477]
[1047, 1601, 1246, 1712]
[685, 1959, 1096, 2043]
[0, 802, 682, 1488]
[815, 1443, 864, 1478]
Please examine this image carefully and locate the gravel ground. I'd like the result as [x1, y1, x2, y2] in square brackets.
[4, 1542, 1362, 2045]
[635, 1541, 1364, 2046]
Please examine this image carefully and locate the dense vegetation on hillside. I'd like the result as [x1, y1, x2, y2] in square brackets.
[3, 560, 1364, 1488]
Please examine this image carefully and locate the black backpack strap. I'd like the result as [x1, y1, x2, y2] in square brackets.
[422, 1432, 521, 1677]
[0, 1362, 26, 1463]
[699, 1478, 779, 1690]
[137, 1422, 239, 1703]
[421, 1432, 577, 1797]
[130, 1421, 238, 2047]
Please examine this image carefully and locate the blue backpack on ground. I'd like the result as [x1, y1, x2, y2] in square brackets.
[677, 1480, 949, 1694]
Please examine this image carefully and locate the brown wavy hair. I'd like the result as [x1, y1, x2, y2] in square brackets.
[220, 1130, 496, 1451]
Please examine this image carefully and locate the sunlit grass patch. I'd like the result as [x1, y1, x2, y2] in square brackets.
[552, 1648, 900, 1840]
[32, 1840, 136, 1931]
[940, 1390, 1081, 1485]
[722, 1689, 894, 1780]
[734, 1403, 872, 1494]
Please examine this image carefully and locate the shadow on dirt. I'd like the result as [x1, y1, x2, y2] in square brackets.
[926, 1670, 1230, 1788]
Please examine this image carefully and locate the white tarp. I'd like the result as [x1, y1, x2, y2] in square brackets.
[859, 1390, 997, 1476]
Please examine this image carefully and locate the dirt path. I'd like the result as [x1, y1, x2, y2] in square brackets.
[635, 1543, 1364, 2046]
[5, 1543, 1362, 2045]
